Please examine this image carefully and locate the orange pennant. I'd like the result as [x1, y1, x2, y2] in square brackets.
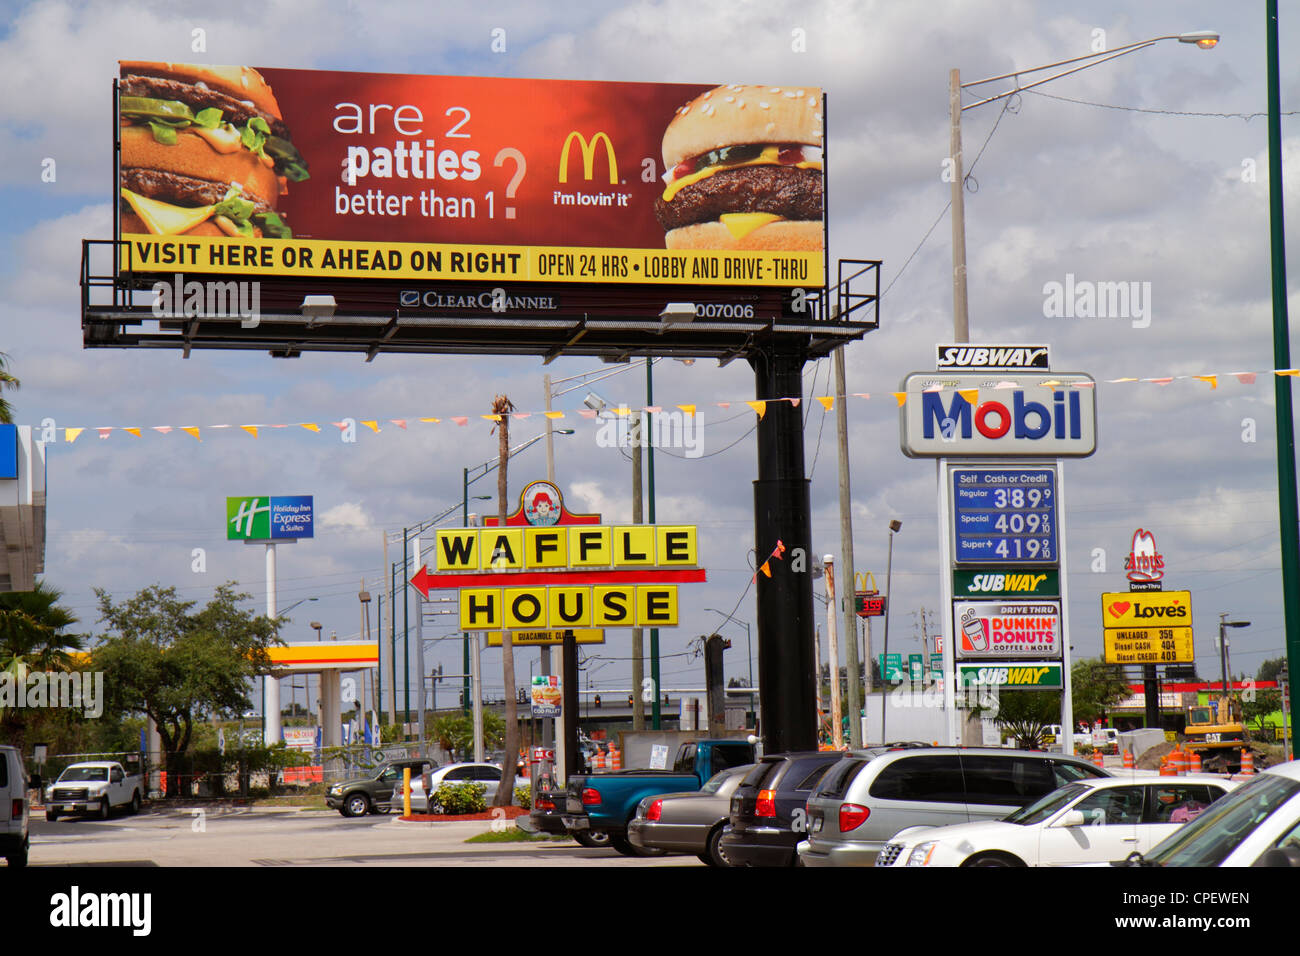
[361, 420, 380, 432]
[300, 423, 320, 432]
[241, 425, 258, 438]
[957, 389, 978, 405]
[544, 411, 565, 419]
[893, 393, 906, 407]
[123, 427, 141, 437]
[180, 427, 200, 441]
[759, 561, 772, 578]
[817, 396, 834, 411]
[1194, 376, 1218, 389]
[677, 405, 696, 417]
[746, 400, 767, 419]
[418, 417, 440, 424]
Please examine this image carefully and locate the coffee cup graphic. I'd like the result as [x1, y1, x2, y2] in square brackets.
[961, 608, 989, 651]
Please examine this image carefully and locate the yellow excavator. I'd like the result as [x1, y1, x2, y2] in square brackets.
[1183, 696, 1247, 772]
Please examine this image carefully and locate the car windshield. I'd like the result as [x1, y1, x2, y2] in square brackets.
[1003, 783, 1088, 825]
[58, 766, 109, 782]
[701, 770, 731, 794]
[1142, 773, 1300, 867]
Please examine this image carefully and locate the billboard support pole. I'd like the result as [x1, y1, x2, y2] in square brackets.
[752, 345, 816, 753]
[263, 542, 281, 746]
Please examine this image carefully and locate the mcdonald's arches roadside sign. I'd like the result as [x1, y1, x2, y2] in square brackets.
[855, 593, 885, 618]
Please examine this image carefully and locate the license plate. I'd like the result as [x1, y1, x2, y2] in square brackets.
[62, 804, 75, 811]
[812, 817, 823, 832]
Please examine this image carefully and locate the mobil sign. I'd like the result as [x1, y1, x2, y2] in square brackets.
[899, 372, 1097, 458]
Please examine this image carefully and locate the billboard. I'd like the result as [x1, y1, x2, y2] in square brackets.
[117, 63, 824, 287]
[952, 600, 1063, 659]
[1101, 590, 1194, 664]
[226, 495, 314, 540]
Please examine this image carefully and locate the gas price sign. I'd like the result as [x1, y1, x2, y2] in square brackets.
[952, 467, 1057, 564]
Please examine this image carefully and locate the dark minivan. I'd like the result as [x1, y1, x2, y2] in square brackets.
[721, 751, 845, 867]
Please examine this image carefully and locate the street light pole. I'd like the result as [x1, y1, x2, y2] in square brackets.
[949, 31, 1218, 341]
[880, 520, 901, 743]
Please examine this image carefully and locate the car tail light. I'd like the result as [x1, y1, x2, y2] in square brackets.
[11, 799, 22, 818]
[647, 799, 663, 822]
[581, 788, 601, 806]
[536, 797, 554, 811]
[755, 789, 777, 818]
[839, 803, 870, 832]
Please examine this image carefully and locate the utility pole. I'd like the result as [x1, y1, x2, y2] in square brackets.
[949, 68, 969, 343]
[832, 344, 862, 746]
[824, 554, 843, 749]
[543, 375, 559, 778]
[631, 411, 646, 731]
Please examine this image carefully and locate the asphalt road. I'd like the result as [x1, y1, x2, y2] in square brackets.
[27, 807, 694, 867]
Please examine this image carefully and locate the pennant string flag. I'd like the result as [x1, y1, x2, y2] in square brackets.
[746, 400, 767, 419]
[241, 425, 258, 438]
[817, 396, 834, 411]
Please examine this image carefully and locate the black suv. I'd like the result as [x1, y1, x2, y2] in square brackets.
[326, 759, 434, 817]
[721, 751, 844, 866]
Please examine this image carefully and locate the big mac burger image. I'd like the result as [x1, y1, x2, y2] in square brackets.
[655, 84, 823, 250]
[118, 62, 309, 238]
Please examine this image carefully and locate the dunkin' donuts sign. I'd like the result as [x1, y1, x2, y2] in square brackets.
[952, 600, 1062, 659]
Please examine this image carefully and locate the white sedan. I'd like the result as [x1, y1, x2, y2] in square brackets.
[877, 775, 1237, 868]
[390, 763, 510, 813]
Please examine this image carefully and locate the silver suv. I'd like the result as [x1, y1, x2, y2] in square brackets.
[798, 747, 1109, 867]
[0, 745, 30, 867]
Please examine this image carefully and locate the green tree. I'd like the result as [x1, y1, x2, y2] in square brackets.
[990, 691, 1059, 749]
[0, 351, 18, 424]
[1070, 657, 1130, 725]
[1244, 689, 1282, 740]
[432, 711, 504, 760]
[92, 583, 281, 794]
[1258, 658, 1286, 684]
[0, 581, 85, 749]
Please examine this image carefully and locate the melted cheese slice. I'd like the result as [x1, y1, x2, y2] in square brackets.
[120, 187, 215, 235]
[662, 146, 823, 202]
[720, 212, 782, 239]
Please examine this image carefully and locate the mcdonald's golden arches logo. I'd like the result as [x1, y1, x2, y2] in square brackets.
[559, 131, 618, 184]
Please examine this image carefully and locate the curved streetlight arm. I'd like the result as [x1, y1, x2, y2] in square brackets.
[961, 33, 1216, 112]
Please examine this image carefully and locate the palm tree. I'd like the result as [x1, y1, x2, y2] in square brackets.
[0, 351, 18, 424]
[0, 581, 84, 746]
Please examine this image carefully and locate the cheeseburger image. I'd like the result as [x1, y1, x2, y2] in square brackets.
[655, 84, 823, 250]
[118, 62, 309, 238]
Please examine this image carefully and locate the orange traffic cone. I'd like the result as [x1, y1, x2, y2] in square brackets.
[591, 748, 606, 771]
[1122, 750, 1135, 769]
[1092, 750, 1105, 768]
[1240, 749, 1255, 775]
[1159, 757, 1177, 776]
[1169, 748, 1186, 776]
[608, 744, 622, 771]
[1189, 751, 1202, 773]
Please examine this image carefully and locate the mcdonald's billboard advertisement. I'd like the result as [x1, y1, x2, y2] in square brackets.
[117, 63, 825, 287]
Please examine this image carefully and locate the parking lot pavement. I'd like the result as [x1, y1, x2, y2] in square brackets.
[27, 807, 693, 867]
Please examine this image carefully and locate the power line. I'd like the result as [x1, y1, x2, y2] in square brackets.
[1023, 87, 1300, 121]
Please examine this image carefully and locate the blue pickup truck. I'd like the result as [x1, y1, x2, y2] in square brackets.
[562, 739, 756, 856]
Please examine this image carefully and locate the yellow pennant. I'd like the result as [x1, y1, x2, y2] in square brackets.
[759, 560, 772, 578]
[1278, 369, 1300, 377]
[746, 400, 767, 419]
[123, 427, 141, 437]
[300, 423, 320, 432]
[241, 425, 258, 438]
[1194, 376, 1218, 389]
[482, 414, 501, 422]
[544, 411, 565, 419]
[180, 427, 201, 441]
[361, 420, 380, 432]
[677, 404, 696, 417]
[893, 393, 907, 407]
[957, 389, 978, 405]
[817, 396, 834, 411]
[419, 417, 440, 424]
[65, 427, 83, 443]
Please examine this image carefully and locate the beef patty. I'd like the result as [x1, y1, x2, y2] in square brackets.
[655, 165, 822, 231]
[120, 74, 293, 142]
[121, 167, 272, 213]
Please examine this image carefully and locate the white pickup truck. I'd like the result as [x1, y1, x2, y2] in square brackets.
[45, 761, 144, 821]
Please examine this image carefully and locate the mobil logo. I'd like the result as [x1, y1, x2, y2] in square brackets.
[899, 371, 1097, 458]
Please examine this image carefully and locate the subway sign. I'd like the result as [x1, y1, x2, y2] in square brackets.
[954, 569, 1060, 598]
[899, 371, 1097, 458]
[957, 662, 1063, 690]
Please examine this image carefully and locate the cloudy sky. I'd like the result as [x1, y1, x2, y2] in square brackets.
[3, 0, 1297, 720]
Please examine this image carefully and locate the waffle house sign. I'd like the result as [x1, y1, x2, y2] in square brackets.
[409, 481, 705, 630]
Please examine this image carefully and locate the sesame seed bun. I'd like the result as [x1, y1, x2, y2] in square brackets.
[662, 84, 823, 168]
[664, 219, 823, 252]
[119, 61, 284, 120]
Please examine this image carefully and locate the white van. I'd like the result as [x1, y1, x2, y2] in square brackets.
[0, 745, 30, 867]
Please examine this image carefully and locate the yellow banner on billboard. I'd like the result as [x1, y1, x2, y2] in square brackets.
[1100, 591, 1192, 629]
[1103, 627, 1195, 664]
[460, 585, 678, 630]
[485, 629, 605, 647]
[119, 236, 822, 287]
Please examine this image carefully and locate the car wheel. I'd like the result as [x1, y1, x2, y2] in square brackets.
[46, 809, 59, 822]
[343, 793, 371, 817]
[130, 792, 141, 815]
[574, 830, 610, 849]
[611, 833, 667, 857]
[703, 824, 732, 868]
[371, 803, 391, 815]
[963, 852, 1025, 868]
[6, 840, 28, 868]
[96, 798, 110, 821]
